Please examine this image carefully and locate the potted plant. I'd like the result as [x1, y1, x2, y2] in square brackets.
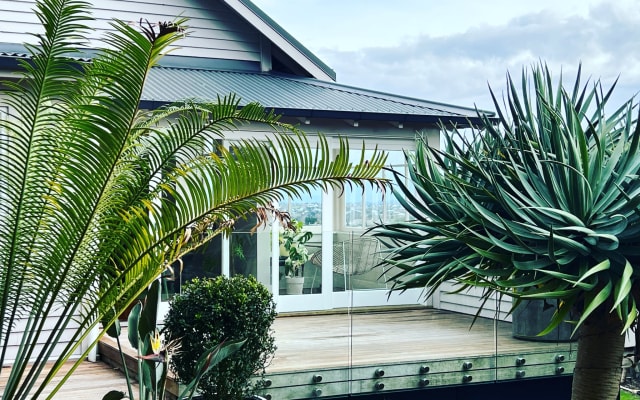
[280, 219, 313, 294]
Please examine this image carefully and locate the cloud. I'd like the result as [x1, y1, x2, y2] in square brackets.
[319, 1, 640, 111]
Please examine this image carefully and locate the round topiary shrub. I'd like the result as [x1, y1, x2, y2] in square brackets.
[163, 275, 277, 399]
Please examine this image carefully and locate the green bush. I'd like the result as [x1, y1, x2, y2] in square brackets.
[163, 276, 277, 400]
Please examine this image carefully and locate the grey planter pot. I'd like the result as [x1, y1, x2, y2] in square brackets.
[512, 300, 577, 342]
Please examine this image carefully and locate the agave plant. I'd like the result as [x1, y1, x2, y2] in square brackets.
[373, 64, 640, 400]
[0, 0, 387, 398]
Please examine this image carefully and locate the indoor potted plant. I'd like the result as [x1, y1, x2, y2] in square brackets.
[280, 219, 313, 294]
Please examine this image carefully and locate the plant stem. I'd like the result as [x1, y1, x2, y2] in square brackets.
[115, 334, 135, 400]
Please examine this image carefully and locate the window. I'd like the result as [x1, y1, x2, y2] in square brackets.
[344, 149, 411, 229]
[281, 189, 322, 228]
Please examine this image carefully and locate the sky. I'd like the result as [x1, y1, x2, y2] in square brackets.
[251, 0, 640, 112]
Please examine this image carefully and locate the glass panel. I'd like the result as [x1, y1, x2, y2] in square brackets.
[230, 227, 273, 291]
[230, 217, 259, 277]
[281, 189, 322, 227]
[279, 190, 323, 295]
[266, 310, 352, 398]
[332, 232, 388, 292]
[164, 235, 222, 298]
[348, 274, 499, 398]
[497, 297, 577, 382]
[344, 150, 410, 229]
[279, 234, 322, 295]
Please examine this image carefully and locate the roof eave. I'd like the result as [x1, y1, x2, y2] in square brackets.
[138, 99, 489, 128]
[222, 0, 336, 82]
[270, 108, 490, 128]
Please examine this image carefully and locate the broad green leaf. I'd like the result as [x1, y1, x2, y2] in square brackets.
[537, 298, 577, 337]
[127, 302, 143, 350]
[179, 339, 246, 399]
[574, 280, 613, 334]
[105, 316, 121, 338]
[102, 390, 126, 400]
[611, 260, 633, 311]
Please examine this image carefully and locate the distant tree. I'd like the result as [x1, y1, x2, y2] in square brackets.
[373, 64, 640, 400]
[0, 0, 387, 398]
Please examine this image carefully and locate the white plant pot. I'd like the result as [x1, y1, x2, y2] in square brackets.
[285, 276, 304, 295]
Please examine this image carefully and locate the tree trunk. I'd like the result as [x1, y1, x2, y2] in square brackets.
[571, 308, 625, 400]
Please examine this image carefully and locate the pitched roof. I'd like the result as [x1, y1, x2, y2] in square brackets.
[223, 0, 336, 81]
[142, 67, 491, 126]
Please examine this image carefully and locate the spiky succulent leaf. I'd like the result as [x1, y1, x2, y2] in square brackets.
[374, 63, 640, 334]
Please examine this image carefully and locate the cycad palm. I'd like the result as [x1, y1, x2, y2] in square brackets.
[0, 1, 387, 398]
[373, 64, 640, 400]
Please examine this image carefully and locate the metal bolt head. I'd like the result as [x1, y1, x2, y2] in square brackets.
[419, 365, 430, 374]
[375, 382, 385, 390]
[263, 379, 272, 387]
[374, 368, 385, 378]
[516, 370, 526, 378]
[463, 361, 473, 370]
[419, 378, 430, 387]
[556, 366, 565, 374]
[313, 388, 323, 397]
[313, 374, 323, 383]
[555, 354, 565, 362]
[463, 375, 473, 383]
[516, 357, 526, 366]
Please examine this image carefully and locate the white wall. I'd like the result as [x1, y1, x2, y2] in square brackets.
[433, 281, 513, 321]
[0, 307, 87, 366]
[0, 0, 262, 62]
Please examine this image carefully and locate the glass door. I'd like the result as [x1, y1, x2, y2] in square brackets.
[276, 142, 425, 312]
[274, 189, 334, 312]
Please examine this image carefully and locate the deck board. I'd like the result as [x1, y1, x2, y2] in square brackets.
[0, 360, 136, 399]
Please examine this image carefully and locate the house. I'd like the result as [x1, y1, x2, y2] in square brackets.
[4, 0, 500, 315]
[0, 0, 498, 363]
[0, 0, 580, 400]
[0, 3, 581, 399]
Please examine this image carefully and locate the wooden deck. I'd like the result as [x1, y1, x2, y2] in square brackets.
[96, 306, 576, 400]
[267, 307, 575, 370]
[252, 307, 576, 399]
[0, 307, 575, 398]
[0, 360, 136, 399]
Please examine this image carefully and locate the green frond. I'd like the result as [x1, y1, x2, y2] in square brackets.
[1, 1, 388, 398]
[373, 61, 640, 335]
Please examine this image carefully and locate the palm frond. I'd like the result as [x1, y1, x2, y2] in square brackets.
[0, 1, 389, 398]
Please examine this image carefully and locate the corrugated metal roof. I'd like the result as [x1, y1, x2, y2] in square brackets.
[143, 67, 491, 125]
[0, 48, 93, 62]
[0, 45, 491, 126]
[0, 51, 29, 58]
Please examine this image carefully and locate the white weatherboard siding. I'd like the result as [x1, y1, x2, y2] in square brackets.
[0, 0, 262, 62]
[0, 102, 87, 366]
[0, 307, 86, 365]
[434, 281, 512, 322]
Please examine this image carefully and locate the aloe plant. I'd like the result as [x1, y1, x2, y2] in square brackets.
[373, 64, 640, 400]
[0, 0, 387, 398]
